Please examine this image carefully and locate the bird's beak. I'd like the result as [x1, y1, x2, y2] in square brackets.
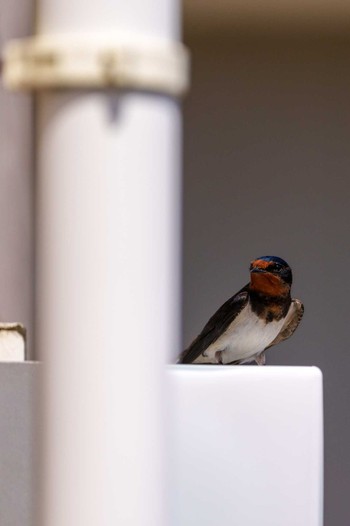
[251, 266, 267, 274]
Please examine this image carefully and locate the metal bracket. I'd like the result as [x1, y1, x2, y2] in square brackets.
[2, 34, 190, 97]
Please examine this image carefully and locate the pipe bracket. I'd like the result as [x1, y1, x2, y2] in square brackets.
[2, 34, 190, 97]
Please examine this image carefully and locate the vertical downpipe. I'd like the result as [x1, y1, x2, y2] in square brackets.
[36, 1, 182, 525]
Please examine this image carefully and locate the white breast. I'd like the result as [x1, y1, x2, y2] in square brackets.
[196, 303, 286, 364]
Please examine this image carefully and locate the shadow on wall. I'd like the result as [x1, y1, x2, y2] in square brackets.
[182, 32, 350, 526]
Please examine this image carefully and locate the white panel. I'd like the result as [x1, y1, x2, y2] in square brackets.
[168, 365, 323, 526]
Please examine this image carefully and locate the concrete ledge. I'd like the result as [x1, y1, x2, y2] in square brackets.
[0, 362, 40, 526]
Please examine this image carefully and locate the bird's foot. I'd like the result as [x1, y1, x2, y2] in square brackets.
[215, 350, 223, 364]
[255, 352, 266, 366]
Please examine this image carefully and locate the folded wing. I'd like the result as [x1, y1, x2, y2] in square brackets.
[179, 285, 249, 364]
[266, 299, 304, 350]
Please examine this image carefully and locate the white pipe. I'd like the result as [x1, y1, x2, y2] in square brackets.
[36, 2, 181, 525]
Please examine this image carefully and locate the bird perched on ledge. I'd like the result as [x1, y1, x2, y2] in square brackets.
[179, 256, 304, 365]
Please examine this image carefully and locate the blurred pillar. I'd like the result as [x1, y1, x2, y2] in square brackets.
[36, 1, 182, 525]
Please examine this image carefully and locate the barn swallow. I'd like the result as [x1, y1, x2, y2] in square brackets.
[179, 256, 304, 365]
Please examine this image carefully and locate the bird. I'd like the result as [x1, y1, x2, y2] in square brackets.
[179, 256, 304, 365]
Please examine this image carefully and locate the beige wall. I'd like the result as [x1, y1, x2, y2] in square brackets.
[183, 31, 350, 525]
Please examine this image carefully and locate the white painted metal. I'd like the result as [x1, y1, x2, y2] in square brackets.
[0, 324, 26, 361]
[36, 1, 182, 526]
[168, 365, 323, 526]
[39, 0, 179, 38]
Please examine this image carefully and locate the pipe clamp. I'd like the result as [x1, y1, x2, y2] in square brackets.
[2, 34, 190, 97]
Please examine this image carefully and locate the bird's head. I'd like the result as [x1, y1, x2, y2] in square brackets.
[249, 256, 292, 296]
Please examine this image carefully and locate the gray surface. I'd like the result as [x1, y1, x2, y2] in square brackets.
[0, 0, 34, 357]
[0, 363, 39, 526]
[182, 33, 350, 526]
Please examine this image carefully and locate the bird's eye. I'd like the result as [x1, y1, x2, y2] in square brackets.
[274, 263, 282, 272]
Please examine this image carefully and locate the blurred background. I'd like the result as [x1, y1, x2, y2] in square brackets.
[182, 2, 350, 525]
